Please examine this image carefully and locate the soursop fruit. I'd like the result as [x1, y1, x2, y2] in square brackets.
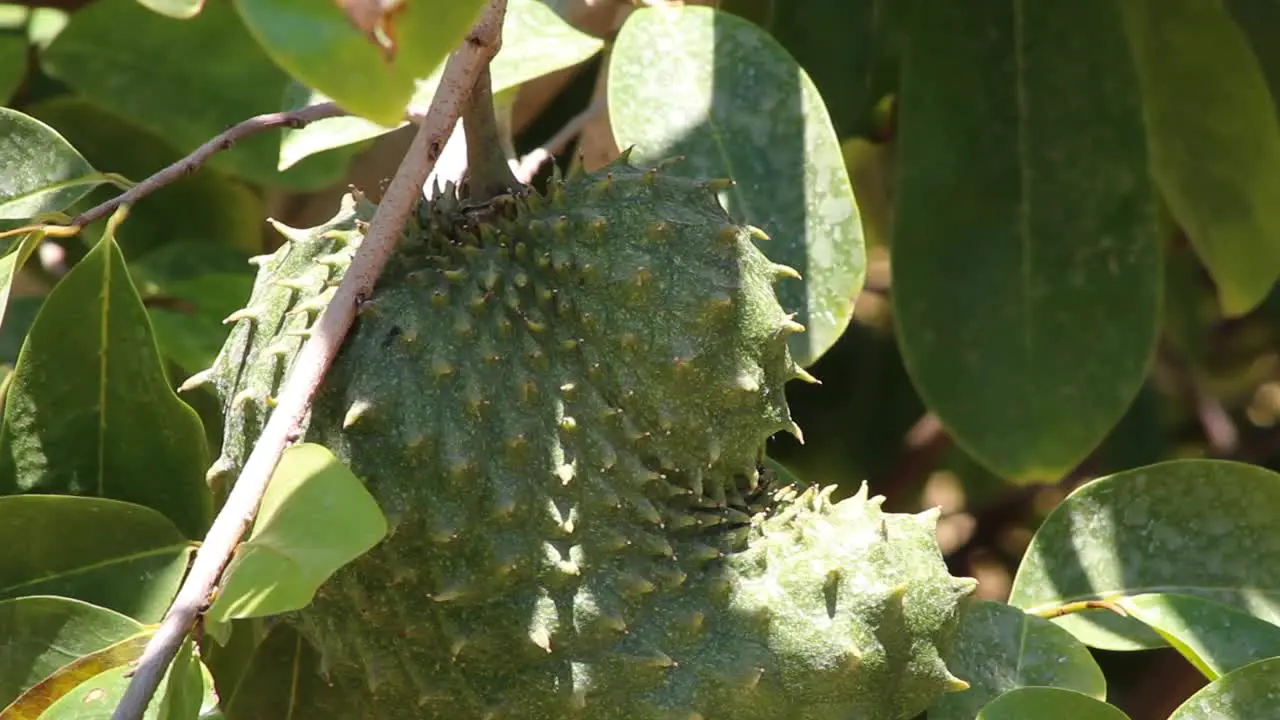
[199, 157, 977, 719]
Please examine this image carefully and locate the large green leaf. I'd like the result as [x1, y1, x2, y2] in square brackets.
[1124, 0, 1280, 317]
[1008, 460, 1280, 651]
[1168, 657, 1280, 719]
[234, 0, 483, 127]
[0, 220, 212, 538]
[205, 443, 387, 627]
[24, 97, 265, 259]
[609, 5, 865, 368]
[1118, 593, 1280, 680]
[40, 0, 354, 190]
[276, 0, 605, 169]
[0, 496, 191, 622]
[0, 596, 142, 708]
[892, 0, 1161, 482]
[977, 687, 1130, 720]
[0, 108, 107, 219]
[929, 600, 1106, 719]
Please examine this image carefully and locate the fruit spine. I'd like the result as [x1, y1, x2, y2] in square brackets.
[197, 157, 976, 719]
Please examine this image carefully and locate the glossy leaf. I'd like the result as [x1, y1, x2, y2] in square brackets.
[1169, 657, 1280, 719]
[0, 32, 25, 104]
[277, 0, 605, 169]
[892, 0, 1161, 482]
[977, 687, 1131, 720]
[205, 443, 387, 626]
[234, 0, 483, 126]
[1117, 593, 1280, 680]
[1124, 0, 1280, 317]
[609, 5, 865, 368]
[0, 596, 142, 708]
[0, 108, 105, 219]
[1009, 460, 1280, 651]
[24, 97, 264, 258]
[929, 600, 1106, 719]
[0, 221, 212, 539]
[0, 496, 190, 622]
[40, 0, 354, 190]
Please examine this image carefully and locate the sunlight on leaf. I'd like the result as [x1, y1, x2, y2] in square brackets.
[609, 5, 865, 368]
[1009, 460, 1280, 651]
[205, 443, 387, 627]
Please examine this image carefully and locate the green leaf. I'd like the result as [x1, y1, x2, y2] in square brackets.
[40, 0, 355, 190]
[1124, 0, 1280, 317]
[608, 5, 865, 368]
[0, 496, 191, 622]
[891, 0, 1161, 482]
[1169, 657, 1280, 719]
[24, 97, 265, 259]
[0, 297, 41, 366]
[0, 108, 107, 219]
[157, 639, 216, 720]
[235, 0, 483, 127]
[0, 220, 212, 539]
[929, 600, 1106, 719]
[221, 623, 359, 717]
[0, 31, 25, 104]
[977, 687, 1131, 720]
[1117, 593, 1280, 680]
[0, 233, 46, 342]
[1008, 459, 1280, 651]
[0, 596, 142, 708]
[147, 273, 257, 374]
[205, 443, 387, 626]
[136, 0, 204, 19]
[720, 0, 899, 138]
[276, 0, 605, 169]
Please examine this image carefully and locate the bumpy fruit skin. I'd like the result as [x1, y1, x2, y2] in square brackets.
[201, 158, 976, 719]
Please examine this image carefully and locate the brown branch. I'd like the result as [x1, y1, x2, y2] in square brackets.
[512, 98, 606, 184]
[69, 103, 347, 232]
[108, 3, 509, 718]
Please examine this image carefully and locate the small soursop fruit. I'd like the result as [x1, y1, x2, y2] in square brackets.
[201, 157, 976, 719]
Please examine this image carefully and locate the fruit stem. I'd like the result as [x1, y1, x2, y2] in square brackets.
[463, 66, 522, 202]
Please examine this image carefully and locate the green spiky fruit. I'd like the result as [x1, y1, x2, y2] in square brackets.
[200, 158, 976, 719]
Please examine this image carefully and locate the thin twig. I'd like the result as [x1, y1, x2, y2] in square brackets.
[512, 98, 605, 184]
[108, 4, 509, 718]
[72, 103, 348, 232]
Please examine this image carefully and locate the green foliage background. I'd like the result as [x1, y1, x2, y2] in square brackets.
[2, 0, 1280, 717]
